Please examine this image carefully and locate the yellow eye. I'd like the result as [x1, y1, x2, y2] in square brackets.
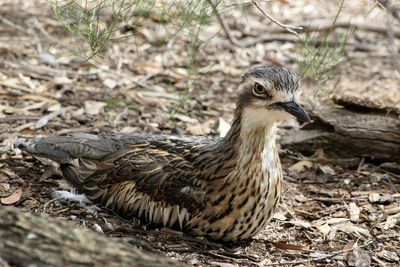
[252, 83, 266, 97]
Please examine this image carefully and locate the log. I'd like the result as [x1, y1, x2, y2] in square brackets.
[281, 96, 400, 163]
[0, 206, 186, 267]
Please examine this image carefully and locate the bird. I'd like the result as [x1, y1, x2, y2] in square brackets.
[16, 66, 310, 242]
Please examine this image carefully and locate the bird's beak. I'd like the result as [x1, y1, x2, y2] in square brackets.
[276, 101, 310, 122]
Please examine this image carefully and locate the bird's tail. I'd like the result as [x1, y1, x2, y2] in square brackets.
[16, 134, 116, 189]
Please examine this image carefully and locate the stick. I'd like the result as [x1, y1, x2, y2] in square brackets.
[271, 18, 400, 38]
[383, 1, 400, 76]
[251, 0, 302, 37]
[207, 0, 238, 46]
[377, 0, 400, 22]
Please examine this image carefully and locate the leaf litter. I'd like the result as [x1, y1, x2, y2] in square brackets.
[0, 0, 399, 266]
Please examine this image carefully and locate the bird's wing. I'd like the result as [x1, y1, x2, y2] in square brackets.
[16, 133, 213, 214]
[83, 146, 207, 214]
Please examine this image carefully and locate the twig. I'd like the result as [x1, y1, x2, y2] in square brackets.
[240, 33, 377, 52]
[377, 0, 400, 22]
[262, 18, 400, 38]
[383, 1, 400, 77]
[261, 241, 374, 266]
[0, 15, 26, 32]
[207, 0, 239, 46]
[205, 250, 257, 263]
[251, 0, 302, 37]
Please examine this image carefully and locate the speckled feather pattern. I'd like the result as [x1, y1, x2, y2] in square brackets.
[16, 66, 300, 242]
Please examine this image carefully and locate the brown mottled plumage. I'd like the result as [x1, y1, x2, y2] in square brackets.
[17, 66, 309, 242]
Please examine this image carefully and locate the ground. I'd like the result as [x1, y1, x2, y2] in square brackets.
[0, 0, 400, 266]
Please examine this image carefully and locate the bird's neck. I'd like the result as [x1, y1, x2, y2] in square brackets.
[226, 107, 278, 166]
[207, 106, 280, 181]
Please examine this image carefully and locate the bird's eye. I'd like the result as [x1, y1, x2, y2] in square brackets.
[252, 83, 266, 97]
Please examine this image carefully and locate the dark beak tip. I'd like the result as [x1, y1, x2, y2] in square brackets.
[277, 101, 310, 123]
[301, 113, 311, 123]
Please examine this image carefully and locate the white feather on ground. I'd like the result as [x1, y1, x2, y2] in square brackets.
[53, 190, 90, 205]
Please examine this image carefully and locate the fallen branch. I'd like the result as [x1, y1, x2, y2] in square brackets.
[0, 206, 186, 267]
[281, 96, 400, 162]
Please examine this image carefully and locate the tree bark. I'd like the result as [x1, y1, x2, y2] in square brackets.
[0, 206, 186, 267]
[281, 97, 400, 163]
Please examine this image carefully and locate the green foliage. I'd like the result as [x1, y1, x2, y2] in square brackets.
[295, 0, 349, 96]
[50, 0, 219, 60]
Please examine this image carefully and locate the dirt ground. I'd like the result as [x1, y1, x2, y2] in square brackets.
[0, 0, 400, 266]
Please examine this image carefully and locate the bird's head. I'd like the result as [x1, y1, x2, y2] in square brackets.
[237, 66, 310, 127]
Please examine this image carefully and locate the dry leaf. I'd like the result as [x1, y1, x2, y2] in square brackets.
[0, 182, 10, 191]
[84, 101, 107, 115]
[336, 222, 371, 239]
[286, 220, 313, 229]
[173, 114, 196, 123]
[35, 107, 68, 129]
[186, 121, 212, 135]
[384, 205, 400, 215]
[376, 249, 400, 262]
[1, 187, 22, 205]
[294, 194, 308, 203]
[383, 212, 400, 230]
[288, 160, 313, 173]
[218, 117, 230, 137]
[47, 102, 62, 112]
[47, 76, 72, 90]
[319, 165, 336, 175]
[349, 202, 360, 222]
[103, 78, 117, 89]
[270, 241, 309, 251]
[311, 148, 326, 160]
[273, 212, 287, 221]
[368, 193, 381, 203]
[316, 223, 331, 238]
[368, 193, 394, 205]
[345, 243, 371, 267]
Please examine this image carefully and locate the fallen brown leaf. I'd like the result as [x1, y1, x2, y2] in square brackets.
[345, 242, 371, 267]
[270, 241, 309, 251]
[288, 160, 313, 173]
[1, 187, 22, 205]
